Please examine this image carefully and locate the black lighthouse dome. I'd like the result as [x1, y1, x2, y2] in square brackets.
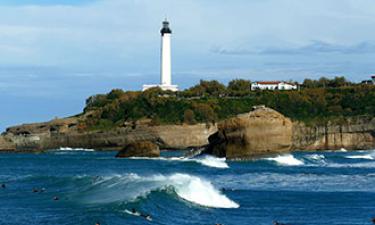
[160, 20, 172, 35]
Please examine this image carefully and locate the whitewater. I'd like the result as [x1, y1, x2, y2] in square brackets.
[1, 149, 375, 225]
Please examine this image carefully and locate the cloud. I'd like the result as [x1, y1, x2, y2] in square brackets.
[211, 41, 375, 55]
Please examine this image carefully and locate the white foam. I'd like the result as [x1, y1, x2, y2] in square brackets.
[130, 155, 229, 169]
[58, 147, 95, 152]
[79, 173, 239, 209]
[339, 148, 347, 152]
[306, 154, 325, 160]
[265, 154, 304, 166]
[194, 156, 229, 169]
[167, 173, 239, 208]
[345, 155, 374, 160]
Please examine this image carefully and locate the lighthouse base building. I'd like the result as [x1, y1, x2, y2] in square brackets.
[142, 84, 178, 92]
[143, 19, 178, 92]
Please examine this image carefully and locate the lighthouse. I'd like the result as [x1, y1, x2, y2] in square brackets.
[143, 19, 178, 92]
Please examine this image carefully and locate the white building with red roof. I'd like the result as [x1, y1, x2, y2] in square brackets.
[251, 81, 297, 91]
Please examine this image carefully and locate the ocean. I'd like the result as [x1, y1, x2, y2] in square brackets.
[0, 148, 375, 225]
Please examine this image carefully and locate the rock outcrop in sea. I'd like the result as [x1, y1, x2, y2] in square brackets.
[204, 106, 293, 159]
[115, 141, 160, 158]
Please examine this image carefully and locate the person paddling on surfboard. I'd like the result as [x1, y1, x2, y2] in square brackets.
[126, 208, 152, 221]
[141, 214, 152, 221]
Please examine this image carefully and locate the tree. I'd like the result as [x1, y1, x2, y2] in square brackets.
[107, 89, 125, 100]
[186, 80, 226, 97]
[302, 79, 318, 88]
[183, 109, 196, 124]
[318, 77, 330, 88]
[228, 79, 251, 91]
[192, 103, 217, 123]
[329, 76, 350, 87]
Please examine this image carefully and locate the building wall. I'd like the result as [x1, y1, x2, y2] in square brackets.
[251, 82, 297, 91]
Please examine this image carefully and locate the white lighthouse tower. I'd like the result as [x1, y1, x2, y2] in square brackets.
[143, 19, 178, 92]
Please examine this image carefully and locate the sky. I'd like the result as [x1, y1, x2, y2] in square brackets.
[0, 0, 375, 131]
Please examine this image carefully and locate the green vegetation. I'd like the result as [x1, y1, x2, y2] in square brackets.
[83, 77, 375, 130]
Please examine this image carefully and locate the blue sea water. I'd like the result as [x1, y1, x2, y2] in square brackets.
[1, 149, 375, 225]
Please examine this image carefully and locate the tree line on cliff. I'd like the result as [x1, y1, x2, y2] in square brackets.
[82, 77, 375, 130]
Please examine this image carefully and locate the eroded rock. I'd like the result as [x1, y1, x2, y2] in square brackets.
[115, 141, 160, 158]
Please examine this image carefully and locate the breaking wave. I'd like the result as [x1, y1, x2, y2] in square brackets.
[339, 148, 348, 152]
[130, 155, 229, 169]
[58, 147, 95, 152]
[75, 173, 239, 209]
[345, 155, 374, 160]
[345, 150, 375, 160]
[265, 154, 304, 166]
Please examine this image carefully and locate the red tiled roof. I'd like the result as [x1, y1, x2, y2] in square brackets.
[255, 81, 297, 85]
[256, 81, 281, 85]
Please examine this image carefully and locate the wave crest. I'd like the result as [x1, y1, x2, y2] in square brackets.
[58, 147, 94, 152]
[265, 154, 304, 166]
[130, 155, 229, 169]
[77, 173, 239, 209]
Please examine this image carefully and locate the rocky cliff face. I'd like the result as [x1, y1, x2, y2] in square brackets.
[292, 117, 375, 150]
[1, 108, 374, 155]
[0, 117, 217, 151]
[205, 107, 375, 159]
[205, 107, 293, 159]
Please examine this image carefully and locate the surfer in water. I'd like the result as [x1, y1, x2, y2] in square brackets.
[141, 214, 152, 221]
[1, 184, 5, 188]
[273, 221, 287, 225]
[127, 208, 152, 221]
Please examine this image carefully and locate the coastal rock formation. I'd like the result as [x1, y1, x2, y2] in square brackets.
[116, 141, 160, 158]
[0, 117, 217, 151]
[292, 117, 375, 150]
[0, 136, 15, 151]
[150, 124, 217, 149]
[205, 107, 375, 159]
[0, 107, 374, 156]
[205, 106, 293, 159]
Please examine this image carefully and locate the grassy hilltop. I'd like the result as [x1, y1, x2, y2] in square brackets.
[81, 77, 375, 130]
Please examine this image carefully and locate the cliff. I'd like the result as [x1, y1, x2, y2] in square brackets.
[0, 116, 217, 152]
[1, 107, 374, 156]
[204, 106, 375, 159]
[292, 117, 375, 150]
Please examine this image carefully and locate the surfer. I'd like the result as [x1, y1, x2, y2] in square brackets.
[141, 214, 152, 221]
[53, 196, 59, 201]
[126, 208, 152, 221]
[1, 184, 5, 188]
[273, 221, 287, 225]
[372, 217, 375, 224]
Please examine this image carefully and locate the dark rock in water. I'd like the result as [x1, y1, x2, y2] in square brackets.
[116, 141, 160, 158]
[205, 106, 293, 159]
